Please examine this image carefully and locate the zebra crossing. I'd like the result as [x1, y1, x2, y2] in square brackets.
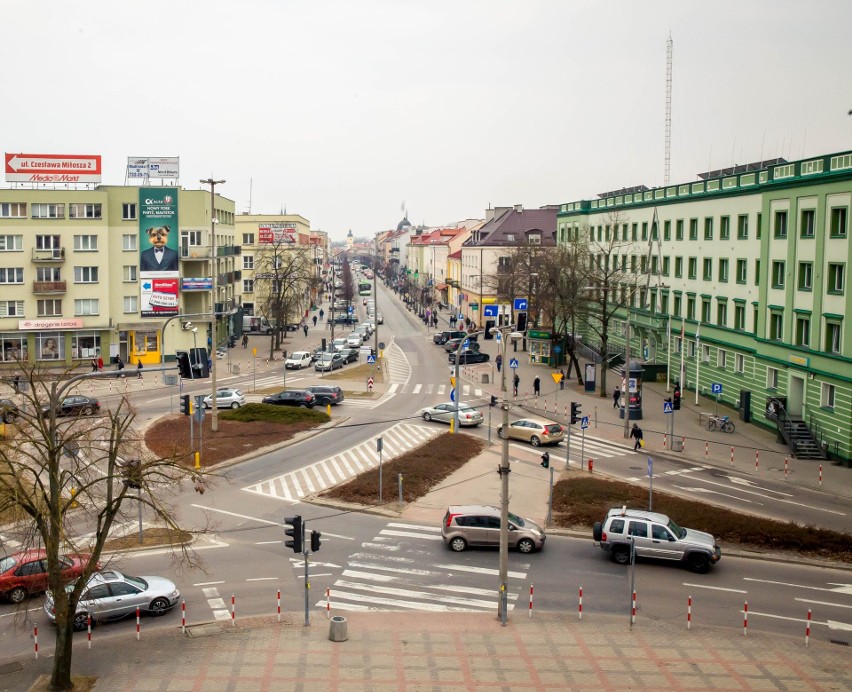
[561, 432, 637, 461]
[316, 522, 527, 613]
[386, 382, 487, 399]
[242, 422, 440, 502]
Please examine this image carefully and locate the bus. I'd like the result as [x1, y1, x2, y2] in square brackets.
[358, 281, 371, 296]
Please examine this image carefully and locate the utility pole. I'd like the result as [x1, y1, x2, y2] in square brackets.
[200, 178, 225, 432]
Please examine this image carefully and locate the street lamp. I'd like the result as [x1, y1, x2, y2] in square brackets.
[200, 178, 225, 432]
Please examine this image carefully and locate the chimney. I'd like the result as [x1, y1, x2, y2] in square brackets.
[514, 204, 523, 213]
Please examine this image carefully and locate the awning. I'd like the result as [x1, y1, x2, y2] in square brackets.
[435, 283, 448, 291]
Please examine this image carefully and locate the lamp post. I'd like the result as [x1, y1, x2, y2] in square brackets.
[452, 329, 484, 433]
[200, 178, 225, 432]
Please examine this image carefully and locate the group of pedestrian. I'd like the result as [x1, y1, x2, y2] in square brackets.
[90, 355, 105, 372]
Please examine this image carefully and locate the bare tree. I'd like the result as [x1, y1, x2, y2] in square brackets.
[0, 365, 198, 690]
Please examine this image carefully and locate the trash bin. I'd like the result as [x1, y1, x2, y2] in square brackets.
[328, 615, 348, 642]
[671, 439, 683, 452]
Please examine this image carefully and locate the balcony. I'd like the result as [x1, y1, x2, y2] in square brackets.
[217, 245, 241, 257]
[181, 247, 212, 259]
[33, 280, 67, 293]
[31, 248, 66, 262]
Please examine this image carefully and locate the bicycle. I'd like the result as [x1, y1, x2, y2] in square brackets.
[707, 415, 736, 433]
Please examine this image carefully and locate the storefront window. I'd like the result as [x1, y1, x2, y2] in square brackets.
[0, 334, 27, 362]
[37, 333, 63, 360]
[71, 331, 102, 360]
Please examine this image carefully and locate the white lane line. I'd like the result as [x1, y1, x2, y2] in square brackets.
[195, 581, 225, 587]
[379, 529, 443, 541]
[341, 570, 397, 582]
[412, 384, 422, 394]
[191, 505, 285, 526]
[685, 479, 846, 516]
[743, 577, 845, 592]
[795, 598, 852, 610]
[434, 563, 527, 579]
[208, 598, 226, 608]
[246, 577, 278, 582]
[746, 610, 830, 626]
[438, 385, 446, 395]
[682, 583, 747, 593]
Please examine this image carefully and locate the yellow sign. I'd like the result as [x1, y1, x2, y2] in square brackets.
[252, 348, 257, 357]
[551, 372, 563, 383]
[450, 376, 456, 388]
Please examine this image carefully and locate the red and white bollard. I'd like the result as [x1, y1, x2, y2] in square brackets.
[705, 441, 708, 460]
[136, 607, 141, 640]
[681, 437, 685, 453]
[578, 586, 583, 621]
[743, 601, 748, 636]
[181, 600, 186, 633]
[528, 584, 534, 618]
[819, 465, 823, 488]
[805, 608, 811, 646]
[785, 457, 789, 479]
[631, 590, 637, 625]
[755, 451, 759, 473]
[231, 594, 236, 626]
[87, 615, 92, 648]
[278, 590, 282, 622]
[687, 595, 692, 630]
[326, 587, 331, 619]
[730, 446, 735, 466]
[588, 458, 594, 473]
[663, 433, 667, 449]
[34, 624, 38, 659]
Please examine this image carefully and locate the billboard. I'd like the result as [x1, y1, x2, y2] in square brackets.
[139, 188, 179, 317]
[140, 277, 179, 318]
[5, 153, 102, 183]
[258, 223, 297, 244]
[181, 278, 213, 290]
[127, 156, 180, 179]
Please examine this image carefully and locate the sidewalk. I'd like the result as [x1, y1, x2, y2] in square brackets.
[3, 611, 847, 691]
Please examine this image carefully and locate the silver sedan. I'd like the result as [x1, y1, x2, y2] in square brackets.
[420, 402, 484, 427]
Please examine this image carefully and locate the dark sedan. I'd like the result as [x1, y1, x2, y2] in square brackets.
[444, 337, 479, 352]
[450, 351, 491, 365]
[339, 348, 360, 364]
[42, 395, 100, 418]
[261, 390, 316, 408]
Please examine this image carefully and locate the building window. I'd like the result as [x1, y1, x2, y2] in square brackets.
[755, 259, 761, 286]
[37, 267, 60, 281]
[37, 300, 62, 317]
[689, 219, 698, 240]
[827, 263, 845, 294]
[718, 259, 729, 283]
[704, 217, 714, 240]
[69, 203, 102, 219]
[0, 202, 26, 218]
[71, 331, 102, 359]
[767, 366, 779, 389]
[701, 299, 711, 322]
[687, 296, 696, 320]
[735, 353, 745, 374]
[36, 332, 63, 360]
[769, 313, 783, 341]
[122, 203, 137, 220]
[73, 235, 98, 251]
[718, 349, 727, 369]
[74, 299, 99, 316]
[753, 307, 759, 334]
[774, 210, 787, 238]
[663, 220, 671, 241]
[830, 207, 848, 238]
[0, 300, 24, 317]
[737, 214, 748, 239]
[702, 344, 711, 362]
[123, 296, 138, 313]
[771, 261, 785, 288]
[688, 257, 697, 279]
[702, 258, 712, 280]
[717, 301, 727, 326]
[800, 209, 815, 238]
[243, 279, 254, 293]
[820, 383, 836, 409]
[123, 265, 137, 282]
[825, 321, 841, 354]
[673, 295, 682, 317]
[122, 234, 137, 251]
[756, 213, 763, 239]
[0, 268, 24, 284]
[662, 256, 670, 276]
[36, 235, 61, 251]
[528, 233, 541, 245]
[734, 304, 746, 330]
[795, 316, 810, 347]
[676, 220, 684, 240]
[0, 235, 23, 251]
[688, 340, 697, 358]
[674, 257, 683, 278]
[720, 216, 730, 240]
[0, 334, 27, 361]
[32, 203, 64, 219]
[74, 266, 99, 283]
[243, 255, 254, 270]
[736, 259, 747, 284]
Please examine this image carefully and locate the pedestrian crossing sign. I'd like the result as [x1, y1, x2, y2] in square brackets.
[552, 372, 563, 383]
[367, 355, 376, 363]
[580, 416, 589, 429]
[663, 401, 673, 413]
[509, 358, 519, 369]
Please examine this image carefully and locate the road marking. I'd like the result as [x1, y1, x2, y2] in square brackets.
[412, 384, 422, 394]
[795, 598, 852, 610]
[434, 563, 527, 579]
[334, 580, 498, 609]
[191, 505, 285, 526]
[0, 608, 40, 619]
[379, 529, 443, 540]
[246, 577, 278, 582]
[676, 478, 846, 516]
[746, 609, 829, 625]
[386, 522, 441, 532]
[195, 581, 226, 587]
[682, 582, 748, 593]
[744, 578, 852, 593]
[674, 485, 760, 504]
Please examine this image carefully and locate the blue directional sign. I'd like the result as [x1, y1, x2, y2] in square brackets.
[367, 355, 376, 364]
[711, 383, 723, 394]
[509, 358, 520, 369]
[554, 345, 562, 354]
[663, 401, 673, 414]
[513, 298, 528, 311]
[647, 457, 653, 477]
[483, 305, 498, 317]
[580, 416, 590, 429]
[449, 387, 456, 402]
[348, 306, 354, 313]
[462, 339, 470, 349]
[457, 313, 464, 322]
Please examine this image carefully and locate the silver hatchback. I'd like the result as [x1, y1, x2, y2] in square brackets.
[441, 505, 545, 553]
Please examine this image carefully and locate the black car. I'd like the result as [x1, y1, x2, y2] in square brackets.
[448, 347, 483, 363]
[444, 337, 480, 353]
[339, 348, 360, 364]
[433, 330, 468, 345]
[0, 398, 19, 423]
[309, 346, 327, 362]
[42, 395, 101, 418]
[261, 390, 316, 408]
[450, 351, 491, 365]
[305, 386, 345, 406]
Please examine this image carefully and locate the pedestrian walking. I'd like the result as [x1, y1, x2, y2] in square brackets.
[533, 376, 541, 397]
[242, 334, 249, 348]
[312, 315, 318, 327]
[319, 309, 325, 320]
[559, 369, 565, 390]
[116, 355, 124, 373]
[137, 361, 143, 379]
[630, 423, 644, 450]
[613, 387, 621, 408]
[303, 324, 309, 337]
[432, 314, 438, 328]
[12, 373, 20, 393]
[513, 373, 520, 398]
[91, 358, 98, 372]
[97, 355, 104, 371]
[495, 354, 503, 373]
[673, 383, 682, 410]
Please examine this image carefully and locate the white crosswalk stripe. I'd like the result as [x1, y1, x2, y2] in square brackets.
[243, 423, 439, 501]
[316, 522, 528, 613]
[625, 465, 708, 482]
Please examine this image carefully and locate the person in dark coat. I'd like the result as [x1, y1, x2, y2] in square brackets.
[613, 387, 621, 409]
[533, 376, 541, 397]
[513, 373, 520, 398]
[630, 423, 644, 450]
[495, 354, 503, 372]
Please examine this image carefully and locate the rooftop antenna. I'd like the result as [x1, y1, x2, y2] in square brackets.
[245, 178, 252, 214]
[664, 33, 673, 185]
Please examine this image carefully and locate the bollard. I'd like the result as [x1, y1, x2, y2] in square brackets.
[743, 601, 748, 636]
[326, 587, 331, 619]
[182, 600, 186, 633]
[755, 451, 759, 473]
[231, 594, 235, 626]
[705, 441, 708, 460]
[588, 458, 593, 473]
[578, 586, 583, 621]
[819, 464, 823, 488]
[805, 609, 811, 646]
[687, 595, 692, 630]
[34, 624, 38, 659]
[528, 584, 533, 618]
[730, 446, 734, 466]
[784, 457, 788, 479]
[681, 436, 685, 452]
[278, 590, 282, 622]
[136, 607, 140, 640]
[631, 590, 637, 625]
[327, 403, 331, 416]
[88, 615, 92, 648]
[663, 433, 667, 449]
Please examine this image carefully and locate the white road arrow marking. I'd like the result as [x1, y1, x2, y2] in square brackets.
[744, 578, 852, 594]
[724, 475, 793, 496]
[827, 619, 852, 631]
[676, 478, 845, 515]
[795, 598, 852, 610]
[674, 485, 759, 504]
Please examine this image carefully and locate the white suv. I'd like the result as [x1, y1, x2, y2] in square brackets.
[593, 507, 721, 573]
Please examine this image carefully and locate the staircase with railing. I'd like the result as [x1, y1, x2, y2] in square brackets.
[768, 402, 826, 460]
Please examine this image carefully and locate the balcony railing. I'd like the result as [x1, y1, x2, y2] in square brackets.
[31, 248, 66, 262]
[33, 280, 67, 293]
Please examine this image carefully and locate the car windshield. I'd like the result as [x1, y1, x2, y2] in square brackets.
[291, 352, 308, 359]
[508, 511, 525, 527]
[666, 518, 687, 539]
[0, 556, 18, 572]
[122, 573, 148, 590]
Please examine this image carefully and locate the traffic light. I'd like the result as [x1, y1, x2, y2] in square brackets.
[310, 530, 322, 553]
[191, 347, 210, 378]
[570, 402, 582, 425]
[176, 350, 193, 379]
[540, 452, 550, 469]
[180, 394, 191, 416]
[490, 395, 498, 407]
[284, 515, 303, 553]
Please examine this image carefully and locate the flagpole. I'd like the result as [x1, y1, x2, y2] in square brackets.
[679, 320, 685, 393]
[694, 321, 701, 405]
[666, 315, 671, 392]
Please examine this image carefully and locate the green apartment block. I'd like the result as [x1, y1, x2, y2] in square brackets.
[557, 150, 852, 465]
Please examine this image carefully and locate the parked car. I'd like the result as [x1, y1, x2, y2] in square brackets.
[345, 333, 364, 348]
[592, 507, 722, 574]
[202, 388, 246, 409]
[434, 330, 467, 345]
[331, 338, 349, 352]
[305, 385, 345, 406]
[450, 351, 490, 365]
[444, 337, 480, 353]
[45, 569, 180, 631]
[330, 315, 357, 326]
[285, 351, 313, 370]
[309, 346, 327, 362]
[441, 505, 545, 554]
[339, 348, 360, 364]
[0, 398, 19, 423]
[420, 402, 483, 427]
[1, 549, 94, 604]
[358, 322, 373, 337]
[315, 353, 345, 372]
[497, 418, 564, 446]
[42, 395, 100, 418]
[261, 390, 316, 408]
[376, 311, 384, 325]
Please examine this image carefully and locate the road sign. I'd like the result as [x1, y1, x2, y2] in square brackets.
[509, 358, 519, 369]
[348, 306, 354, 313]
[711, 383, 723, 394]
[450, 388, 456, 402]
[376, 437, 383, 452]
[580, 416, 589, 429]
[554, 345, 562, 354]
[495, 332, 502, 342]
[483, 305, 498, 317]
[5, 152, 103, 183]
[378, 341, 385, 350]
[457, 313, 464, 323]
[462, 339, 470, 349]
[367, 377, 374, 392]
[367, 355, 376, 363]
[663, 401, 674, 414]
[193, 406, 205, 424]
[551, 372, 563, 383]
[513, 298, 528, 311]
[450, 376, 456, 388]
[648, 457, 653, 477]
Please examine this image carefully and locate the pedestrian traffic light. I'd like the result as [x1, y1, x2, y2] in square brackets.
[176, 350, 193, 379]
[570, 402, 581, 425]
[284, 515, 303, 553]
[540, 452, 550, 469]
[310, 530, 322, 553]
[180, 394, 191, 416]
[490, 395, 498, 407]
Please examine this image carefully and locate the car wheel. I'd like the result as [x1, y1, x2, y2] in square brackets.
[8, 586, 27, 604]
[592, 522, 603, 542]
[687, 554, 711, 574]
[517, 538, 535, 554]
[449, 537, 467, 552]
[299, 403, 308, 408]
[230, 402, 240, 409]
[423, 412, 432, 422]
[613, 546, 631, 565]
[73, 612, 90, 632]
[82, 406, 93, 416]
[149, 597, 171, 615]
[530, 436, 541, 447]
[497, 427, 504, 438]
[320, 398, 330, 406]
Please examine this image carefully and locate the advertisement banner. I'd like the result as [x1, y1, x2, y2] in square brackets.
[127, 157, 180, 180]
[181, 278, 213, 290]
[258, 223, 297, 244]
[139, 187, 180, 276]
[141, 276, 179, 317]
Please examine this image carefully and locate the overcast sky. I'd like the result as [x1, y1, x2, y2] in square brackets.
[3, 1, 850, 241]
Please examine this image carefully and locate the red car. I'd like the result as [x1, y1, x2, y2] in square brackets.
[0, 549, 94, 604]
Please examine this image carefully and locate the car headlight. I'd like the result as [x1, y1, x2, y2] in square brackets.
[171, 589, 180, 598]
